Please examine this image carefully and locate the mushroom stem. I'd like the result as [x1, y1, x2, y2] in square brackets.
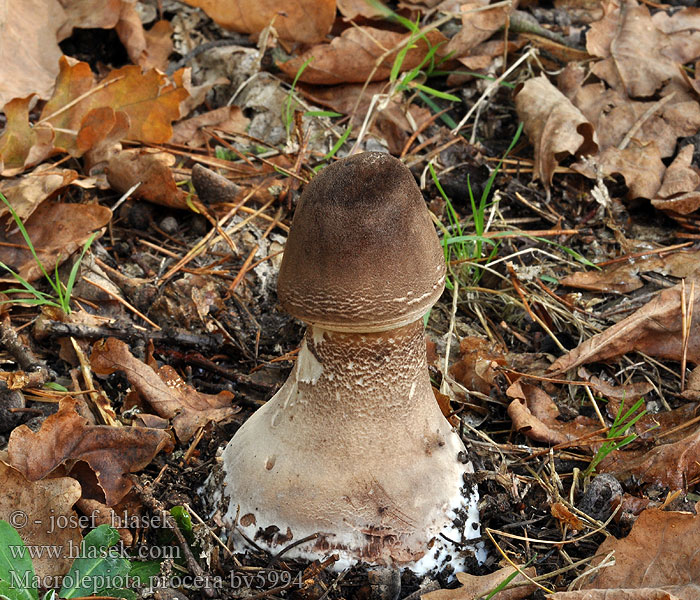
[221, 319, 474, 567]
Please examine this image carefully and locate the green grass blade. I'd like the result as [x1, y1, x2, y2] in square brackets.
[323, 125, 353, 161]
[411, 83, 460, 102]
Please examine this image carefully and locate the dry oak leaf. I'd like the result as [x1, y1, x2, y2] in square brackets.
[0, 164, 78, 221]
[7, 397, 172, 506]
[0, 460, 82, 578]
[578, 508, 700, 600]
[506, 381, 600, 445]
[423, 565, 537, 600]
[181, 0, 335, 44]
[652, 144, 700, 215]
[90, 337, 239, 442]
[0, 96, 55, 176]
[514, 75, 598, 189]
[0, 0, 66, 108]
[41, 57, 189, 154]
[278, 27, 448, 85]
[106, 149, 188, 209]
[560, 246, 700, 294]
[551, 269, 700, 372]
[586, 0, 691, 98]
[0, 200, 111, 283]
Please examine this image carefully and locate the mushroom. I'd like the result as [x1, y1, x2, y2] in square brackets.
[220, 152, 480, 569]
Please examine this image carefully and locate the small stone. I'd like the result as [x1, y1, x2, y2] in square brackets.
[160, 216, 178, 234]
[578, 473, 623, 522]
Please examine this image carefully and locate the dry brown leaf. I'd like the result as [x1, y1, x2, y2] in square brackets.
[551, 501, 583, 531]
[652, 144, 700, 215]
[59, 0, 122, 34]
[579, 508, 700, 600]
[571, 85, 700, 160]
[0, 164, 77, 221]
[43, 57, 189, 153]
[423, 565, 537, 600]
[586, 0, 690, 98]
[278, 28, 447, 85]
[573, 141, 666, 200]
[0, 57, 189, 174]
[0, 200, 111, 283]
[0, 460, 82, 578]
[598, 425, 700, 489]
[586, 376, 654, 402]
[449, 336, 506, 396]
[338, 0, 388, 20]
[514, 75, 598, 189]
[506, 382, 600, 445]
[0, 97, 56, 176]
[115, 3, 173, 70]
[181, 0, 336, 44]
[0, 0, 66, 108]
[560, 248, 700, 294]
[107, 148, 189, 209]
[445, 0, 518, 59]
[171, 106, 249, 147]
[551, 269, 700, 372]
[7, 397, 172, 506]
[90, 337, 239, 442]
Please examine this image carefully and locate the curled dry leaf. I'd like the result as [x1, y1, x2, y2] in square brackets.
[106, 149, 188, 209]
[90, 337, 239, 442]
[0, 460, 82, 578]
[423, 565, 537, 600]
[7, 397, 172, 506]
[506, 381, 600, 445]
[652, 144, 700, 215]
[181, 0, 335, 44]
[0, 164, 77, 221]
[0, 200, 111, 283]
[579, 508, 700, 600]
[560, 247, 700, 294]
[278, 28, 447, 85]
[551, 269, 700, 372]
[445, 0, 518, 59]
[0, 0, 66, 108]
[115, 0, 173, 71]
[514, 75, 598, 189]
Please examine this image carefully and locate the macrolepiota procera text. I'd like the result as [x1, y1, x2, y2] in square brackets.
[219, 152, 481, 570]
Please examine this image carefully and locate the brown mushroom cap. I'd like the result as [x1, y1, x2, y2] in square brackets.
[277, 152, 446, 331]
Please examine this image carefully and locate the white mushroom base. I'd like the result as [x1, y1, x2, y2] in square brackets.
[219, 322, 484, 571]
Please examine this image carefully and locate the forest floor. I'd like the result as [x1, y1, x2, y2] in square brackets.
[1, 0, 699, 599]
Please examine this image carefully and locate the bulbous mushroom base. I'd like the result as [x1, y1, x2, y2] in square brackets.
[219, 321, 483, 570]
